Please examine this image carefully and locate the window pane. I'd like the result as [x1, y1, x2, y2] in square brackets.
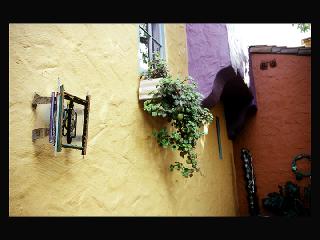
[139, 27, 150, 44]
[139, 27, 150, 71]
[152, 40, 161, 56]
[151, 24, 161, 42]
[150, 24, 164, 59]
[138, 23, 165, 72]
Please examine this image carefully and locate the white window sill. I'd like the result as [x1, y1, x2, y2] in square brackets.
[138, 78, 162, 100]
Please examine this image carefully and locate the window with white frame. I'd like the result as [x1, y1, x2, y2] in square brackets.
[138, 23, 165, 72]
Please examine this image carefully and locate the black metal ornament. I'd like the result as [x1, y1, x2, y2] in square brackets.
[62, 100, 77, 144]
[291, 154, 311, 180]
[240, 148, 260, 216]
[262, 153, 311, 216]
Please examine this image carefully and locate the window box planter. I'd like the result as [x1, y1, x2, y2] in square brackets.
[138, 78, 162, 100]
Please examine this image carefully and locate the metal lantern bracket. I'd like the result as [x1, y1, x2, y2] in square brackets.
[32, 87, 90, 156]
[63, 91, 90, 155]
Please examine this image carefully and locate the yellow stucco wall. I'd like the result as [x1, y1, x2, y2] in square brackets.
[164, 25, 188, 78]
[9, 24, 238, 216]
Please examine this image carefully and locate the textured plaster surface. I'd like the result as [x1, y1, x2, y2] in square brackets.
[186, 24, 257, 140]
[9, 24, 238, 216]
[164, 25, 188, 79]
[233, 54, 311, 216]
[186, 24, 231, 100]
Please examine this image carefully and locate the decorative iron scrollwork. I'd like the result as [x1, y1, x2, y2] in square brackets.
[240, 148, 260, 216]
[62, 101, 77, 144]
[291, 154, 311, 180]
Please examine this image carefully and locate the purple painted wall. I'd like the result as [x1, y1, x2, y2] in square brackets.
[186, 24, 257, 139]
[186, 24, 231, 100]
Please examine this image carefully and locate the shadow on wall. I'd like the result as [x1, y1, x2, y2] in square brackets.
[31, 100, 80, 165]
[30, 97, 90, 189]
[202, 66, 257, 140]
[32, 135, 82, 176]
[137, 100, 179, 208]
[32, 139, 74, 162]
[232, 113, 258, 216]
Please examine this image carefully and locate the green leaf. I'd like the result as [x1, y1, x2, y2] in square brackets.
[142, 70, 214, 179]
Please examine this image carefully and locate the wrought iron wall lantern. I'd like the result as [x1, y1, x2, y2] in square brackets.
[32, 84, 90, 156]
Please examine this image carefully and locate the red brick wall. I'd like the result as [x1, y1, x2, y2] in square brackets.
[233, 54, 311, 216]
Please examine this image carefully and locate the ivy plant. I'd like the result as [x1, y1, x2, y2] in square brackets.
[143, 75, 213, 178]
[141, 51, 169, 79]
[295, 23, 311, 33]
[262, 181, 311, 216]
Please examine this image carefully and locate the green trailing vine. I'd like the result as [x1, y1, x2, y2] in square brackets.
[142, 52, 213, 178]
[141, 51, 169, 79]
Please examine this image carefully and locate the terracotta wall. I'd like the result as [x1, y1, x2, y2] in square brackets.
[9, 24, 238, 216]
[233, 53, 311, 216]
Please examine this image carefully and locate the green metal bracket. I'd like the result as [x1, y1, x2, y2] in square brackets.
[216, 116, 223, 160]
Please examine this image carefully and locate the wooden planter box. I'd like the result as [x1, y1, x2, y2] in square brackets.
[138, 78, 162, 100]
